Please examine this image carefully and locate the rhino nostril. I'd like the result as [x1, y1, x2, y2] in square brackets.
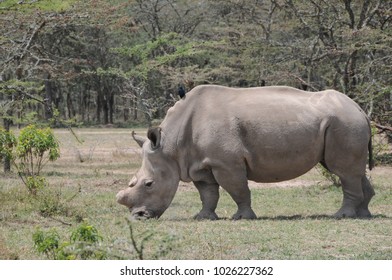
[132, 210, 147, 220]
[136, 211, 145, 217]
[131, 209, 154, 220]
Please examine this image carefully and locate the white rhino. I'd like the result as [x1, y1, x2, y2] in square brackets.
[116, 85, 374, 220]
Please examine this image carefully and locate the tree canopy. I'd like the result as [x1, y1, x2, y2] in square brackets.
[1, 0, 391, 129]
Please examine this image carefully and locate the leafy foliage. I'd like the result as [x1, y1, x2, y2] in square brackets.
[70, 222, 102, 243]
[15, 125, 60, 194]
[1, 0, 391, 131]
[33, 222, 105, 260]
[32, 228, 66, 260]
[1, 125, 60, 194]
[69, 221, 105, 259]
[16, 125, 60, 174]
[0, 127, 17, 162]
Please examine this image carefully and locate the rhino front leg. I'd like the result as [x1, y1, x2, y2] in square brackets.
[212, 168, 257, 220]
[193, 181, 219, 220]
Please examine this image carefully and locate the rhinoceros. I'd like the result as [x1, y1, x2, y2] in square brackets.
[116, 85, 374, 220]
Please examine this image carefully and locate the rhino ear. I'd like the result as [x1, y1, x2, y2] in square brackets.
[147, 127, 161, 150]
[132, 131, 147, 148]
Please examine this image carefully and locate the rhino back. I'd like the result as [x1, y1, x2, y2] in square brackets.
[160, 85, 368, 182]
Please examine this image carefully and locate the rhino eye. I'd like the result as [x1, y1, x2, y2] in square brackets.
[145, 180, 154, 188]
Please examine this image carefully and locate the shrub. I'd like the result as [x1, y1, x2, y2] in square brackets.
[2, 125, 60, 195]
[69, 222, 106, 259]
[32, 228, 72, 260]
[33, 222, 105, 260]
[16, 125, 60, 177]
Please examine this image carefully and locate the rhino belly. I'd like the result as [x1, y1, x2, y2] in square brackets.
[242, 124, 325, 183]
[246, 157, 318, 183]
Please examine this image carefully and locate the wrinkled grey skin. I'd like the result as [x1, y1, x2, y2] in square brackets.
[116, 85, 374, 220]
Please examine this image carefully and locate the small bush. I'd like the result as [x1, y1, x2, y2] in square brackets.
[32, 228, 71, 260]
[16, 125, 60, 177]
[1, 125, 60, 195]
[69, 221, 106, 259]
[33, 222, 105, 260]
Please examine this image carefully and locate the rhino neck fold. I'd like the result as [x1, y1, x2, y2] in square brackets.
[160, 97, 197, 183]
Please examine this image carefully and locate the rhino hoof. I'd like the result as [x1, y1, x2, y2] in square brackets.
[194, 211, 219, 220]
[356, 208, 372, 219]
[333, 208, 357, 219]
[232, 209, 257, 220]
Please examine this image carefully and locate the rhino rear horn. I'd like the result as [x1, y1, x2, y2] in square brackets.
[147, 127, 161, 150]
[132, 131, 147, 148]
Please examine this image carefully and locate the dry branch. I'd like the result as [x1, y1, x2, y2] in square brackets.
[372, 122, 392, 133]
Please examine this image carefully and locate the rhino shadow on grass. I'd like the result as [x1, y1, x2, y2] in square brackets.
[151, 214, 389, 222]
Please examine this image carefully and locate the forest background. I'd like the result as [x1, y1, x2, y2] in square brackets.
[1, 0, 392, 261]
[1, 0, 391, 129]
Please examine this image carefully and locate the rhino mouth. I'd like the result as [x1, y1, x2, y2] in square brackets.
[130, 207, 156, 220]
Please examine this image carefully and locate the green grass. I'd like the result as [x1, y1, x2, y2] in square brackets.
[1, 128, 391, 260]
[0, 0, 77, 12]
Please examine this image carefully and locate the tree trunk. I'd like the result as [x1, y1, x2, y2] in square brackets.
[132, 95, 138, 120]
[44, 73, 54, 120]
[103, 92, 109, 125]
[123, 97, 129, 122]
[109, 91, 114, 124]
[66, 91, 74, 119]
[3, 118, 11, 173]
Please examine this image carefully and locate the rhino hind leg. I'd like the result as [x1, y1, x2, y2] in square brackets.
[355, 176, 375, 218]
[193, 181, 220, 220]
[323, 121, 373, 219]
[334, 175, 369, 219]
[326, 164, 374, 219]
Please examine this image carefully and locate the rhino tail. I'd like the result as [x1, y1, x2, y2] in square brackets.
[367, 117, 375, 171]
[368, 134, 374, 170]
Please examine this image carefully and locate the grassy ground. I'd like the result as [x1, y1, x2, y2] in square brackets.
[0, 128, 391, 260]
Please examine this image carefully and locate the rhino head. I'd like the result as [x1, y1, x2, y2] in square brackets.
[116, 128, 180, 220]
